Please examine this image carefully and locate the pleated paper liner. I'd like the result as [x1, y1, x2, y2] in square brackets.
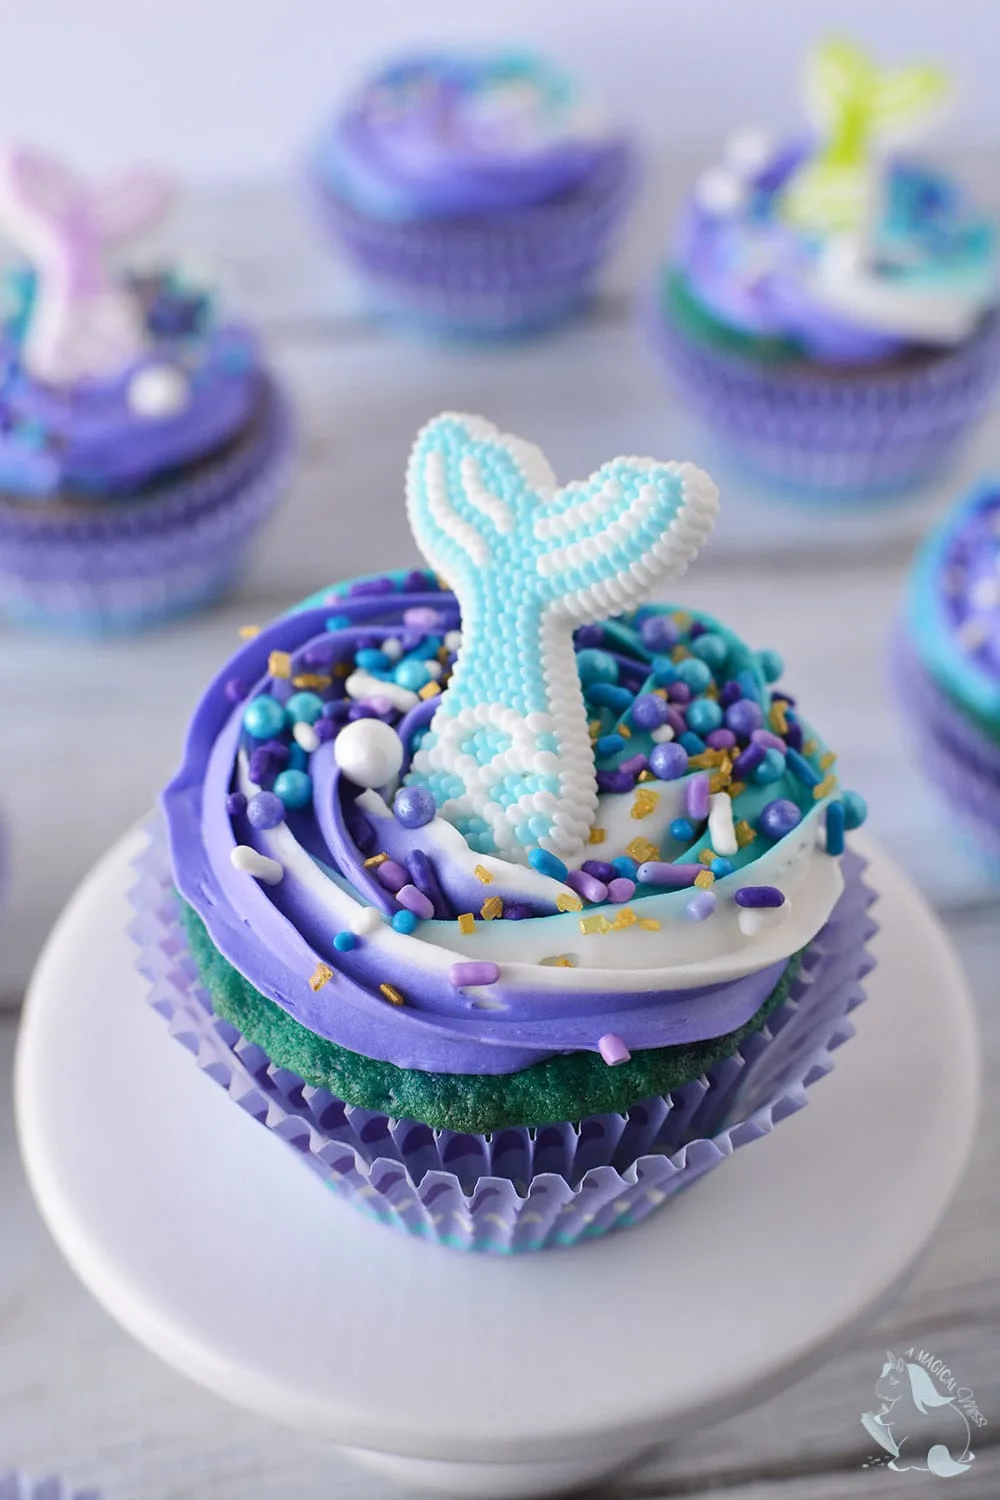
[0, 1473, 101, 1500]
[648, 288, 1000, 500]
[0, 377, 292, 634]
[132, 817, 876, 1254]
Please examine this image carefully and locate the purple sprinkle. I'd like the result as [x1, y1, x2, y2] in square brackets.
[752, 728, 787, 752]
[734, 885, 785, 908]
[396, 884, 434, 920]
[770, 689, 796, 706]
[607, 876, 636, 903]
[323, 700, 352, 722]
[686, 890, 718, 921]
[732, 742, 766, 778]
[365, 694, 395, 717]
[403, 606, 441, 630]
[706, 728, 737, 750]
[348, 703, 379, 721]
[685, 772, 710, 821]
[784, 720, 804, 751]
[405, 569, 430, 591]
[346, 812, 375, 854]
[450, 960, 501, 988]
[596, 769, 636, 793]
[399, 627, 427, 652]
[248, 748, 276, 784]
[575, 624, 604, 649]
[565, 869, 609, 904]
[300, 643, 336, 667]
[408, 848, 451, 918]
[665, 705, 688, 737]
[314, 717, 336, 742]
[376, 860, 409, 893]
[261, 739, 290, 763]
[599, 1033, 632, 1066]
[636, 862, 702, 887]
[226, 791, 247, 817]
[719, 680, 743, 708]
[618, 753, 649, 779]
[502, 903, 531, 920]
[667, 681, 691, 704]
[224, 677, 246, 704]
[349, 576, 395, 597]
[582, 859, 615, 883]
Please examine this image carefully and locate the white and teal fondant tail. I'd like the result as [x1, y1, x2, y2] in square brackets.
[404, 413, 719, 863]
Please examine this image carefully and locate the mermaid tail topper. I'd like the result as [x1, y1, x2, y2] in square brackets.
[782, 39, 949, 235]
[405, 413, 719, 864]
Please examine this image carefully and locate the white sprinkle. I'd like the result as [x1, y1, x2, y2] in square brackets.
[724, 127, 773, 177]
[708, 792, 738, 856]
[651, 723, 675, 743]
[381, 637, 403, 661]
[355, 787, 393, 818]
[345, 669, 418, 712]
[351, 906, 383, 935]
[738, 902, 791, 938]
[293, 721, 319, 753]
[425, 659, 444, 680]
[444, 630, 463, 653]
[694, 165, 746, 216]
[230, 845, 283, 885]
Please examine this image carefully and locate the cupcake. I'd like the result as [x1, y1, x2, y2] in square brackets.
[650, 39, 1000, 499]
[0, 1474, 100, 1500]
[895, 479, 1000, 858]
[0, 148, 290, 633]
[309, 52, 636, 338]
[144, 413, 875, 1254]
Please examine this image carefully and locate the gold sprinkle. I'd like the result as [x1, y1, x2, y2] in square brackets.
[814, 774, 838, 800]
[769, 700, 788, 735]
[437, 646, 452, 665]
[481, 896, 504, 920]
[379, 983, 405, 1006]
[612, 907, 638, 930]
[626, 836, 659, 863]
[672, 610, 692, 630]
[473, 864, 494, 885]
[819, 750, 837, 771]
[332, 661, 351, 678]
[309, 963, 334, 992]
[637, 769, 655, 782]
[618, 723, 632, 739]
[540, 954, 575, 967]
[704, 680, 719, 700]
[587, 827, 607, 845]
[292, 673, 332, 690]
[457, 913, 476, 935]
[556, 892, 583, 913]
[688, 748, 727, 770]
[728, 780, 746, 799]
[709, 766, 733, 795]
[268, 650, 293, 679]
[638, 917, 662, 931]
[419, 681, 441, 700]
[671, 644, 691, 662]
[580, 913, 612, 936]
[363, 853, 388, 869]
[735, 819, 757, 848]
[238, 624, 261, 639]
[694, 870, 715, 889]
[803, 738, 819, 756]
[698, 848, 717, 865]
[652, 686, 668, 699]
[631, 788, 660, 820]
[589, 720, 602, 741]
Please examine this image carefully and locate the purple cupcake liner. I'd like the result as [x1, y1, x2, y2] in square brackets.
[0, 1474, 101, 1500]
[131, 818, 876, 1254]
[0, 378, 292, 634]
[310, 145, 636, 337]
[648, 290, 1000, 499]
[892, 625, 1000, 858]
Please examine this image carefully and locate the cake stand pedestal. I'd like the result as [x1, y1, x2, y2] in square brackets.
[15, 829, 980, 1499]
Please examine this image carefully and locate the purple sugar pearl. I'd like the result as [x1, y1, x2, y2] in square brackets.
[706, 728, 737, 750]
[760, 799, 802, 839]
[725, 699, 764, 737]
[247, 790, 284, 829]
[650, 742, 689, 780]
[393, 784, 437, 828]
[631, 692, 670, 730]
[224, 677, 246, 704]
[640, 614, 680, 652]
[719, 680, 744, 708]
[575, 624, 604, 649]
[225, 791, 247, 817]
[376, 859, 409, 893]
[667, 681, 692, 704]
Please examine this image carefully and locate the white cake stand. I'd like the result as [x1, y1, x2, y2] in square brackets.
[15, 829, 980, 1500]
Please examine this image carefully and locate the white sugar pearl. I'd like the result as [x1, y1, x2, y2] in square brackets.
[351, 906, 383, 935]
[694, 166, 746, 216]
[334, 718, 404, 788]
[651, 723, 675, 743]
[127, 363, 189, 418]
[230, 845, 283, 885]
[444, 630, 463, 653]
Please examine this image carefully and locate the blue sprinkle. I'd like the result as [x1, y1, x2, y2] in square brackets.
[333, 931, 357, 952]
[596, 733, 627, 759]
[650, 656, 678, 686]
[679, 732, 707, 754]
[737, 670, 762, 703]
[325, 614, 351, 631]
[752, 748, 786, 785]
[287, 744, 308, 771]
[392, 910, 418, 934]
[586, 683, 633, 712]
[356, 647, 391, 673]
[611, 856, 638, 879]
[529, 848, 569, 882]
[825, 800, 846, 856]
[710, 857, 734, 878]
[786, 748, 822, 787]
[670, 817, 696, 843]
[842, 790, 867, 830]
[394, 659, 432, 691]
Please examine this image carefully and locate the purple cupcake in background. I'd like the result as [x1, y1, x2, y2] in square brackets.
[650, 39, 1000, 500]
[0, 1474, 101, 1500]
[0, 148, 291, 634]
[310, 52, 637, 338]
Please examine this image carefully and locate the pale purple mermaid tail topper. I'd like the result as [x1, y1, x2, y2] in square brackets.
[0, 147, 174, 385]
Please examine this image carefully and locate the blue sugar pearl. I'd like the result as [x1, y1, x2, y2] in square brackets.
[758, 649, 784, 683]
[690, 632, 727, 670]
[759, 798, 801, 840]
[670, 817, 696, 843]
[246, 790, 285, 829]
[225, 792, 247, 818]
[392, 910, 418, 935]
[529, 848, 569, 882]
[273, 769, 312, 810]
[596, 733, 627, 759]
[394, 659, 432, 691]
[752, 748, 787, 785]
[650, 656, 677, 686]
[679, 732, 706, 755]
[725, 698, 764, 737]
[611, 856, 638, 880]
[285, 691, 324, 724]
[675, 658, 712, 693]
[710, 856, 734, 878]
[825, 800, 846, 856]
[576, 648, 619, 686]
[333, 930, 357, 952]
[393, 784, 437, 828]
[355, 648, 391, 673]
[842, 789, 868, 829]
[242, 695, 286, 740]
[686, 699, 723, 735]
[639, 614, 680, 652]
[631, 693, 669, 731]
[649, 742, 689, 780]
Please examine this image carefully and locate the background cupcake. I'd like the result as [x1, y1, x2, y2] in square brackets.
[0, 148, 290, 634]
[309, 52, 637, 338]
[895, 479, 1000, 860]
[142, 413, 875, 1254]
[650, 38, 1000, 500]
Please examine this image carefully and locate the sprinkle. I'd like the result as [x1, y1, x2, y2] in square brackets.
[819, 750, 837, 771]
[418, 681, 442, 700]
[450, 960, 501, 987]
[631, 788, 660, 820]
[637, 769, 656, 782]
[397, 884, 434, 920]
[540, 954, 576, 967]
[687, 748, 728, 770]
[596, 733, 627, 758]
[619, 753, 649, 778]
[474, 864, 494, 885]
[229, 846, 283, 885]
[739, 904, 791, 937]
[698, 848, 716, 865]
[786, 748, 821, 787]
[309, 963, 334, 992]
[728, 781, 746, 799]
[686, 890, 718, 921]
[379, 983, 405, 1006]
[588, 827, 607, 845]
[709, 762, 733, 794]
[734, 885, 785, 908]
[693, 870, 715, 889]
[733, 742, 765, 778]
[768, 700, 788, 735]
[636, 861, 702, 887]
[555, 892, 583, 913]
[268, 650, 293, 679]
[363, 852, 388, 869]
[238, 624, 260, 638]
[825, 800, 846, 856]
[752, 729, 786, 752]
[599, 1033, 631, 1066]
[292, 673, 332, 690]
[626, 836, 660, 863]
[685, 772, 711, 821]
[481, 896, 504, 920]
[293, 721, 320, 754]
[708, 792, 738, 856]
[529, 848, 570, 882]
[638, 917, 661, 931]
[333, 931, 357, 952]
[566, 870, 609, 904]
[618, 723, 632, 738]
[735, 820, 757, 848]
[607, 876, 636, 902]
[580, 913, 613, 935]
[350, 907, 382, 935]
[710, 856, 734, 878]
[612, 907, 638, 929]
[457, 913, 476, 934]
[588, 720, 602, 740]
[814, 773, 838, 800]
[376, 860, 409, 893]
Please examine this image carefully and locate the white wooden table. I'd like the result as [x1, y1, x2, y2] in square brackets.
[0, 166, 999, 1497]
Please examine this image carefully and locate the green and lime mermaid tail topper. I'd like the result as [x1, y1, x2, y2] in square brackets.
[404, 413, 719, 863]
[782, 38, 949, 235]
